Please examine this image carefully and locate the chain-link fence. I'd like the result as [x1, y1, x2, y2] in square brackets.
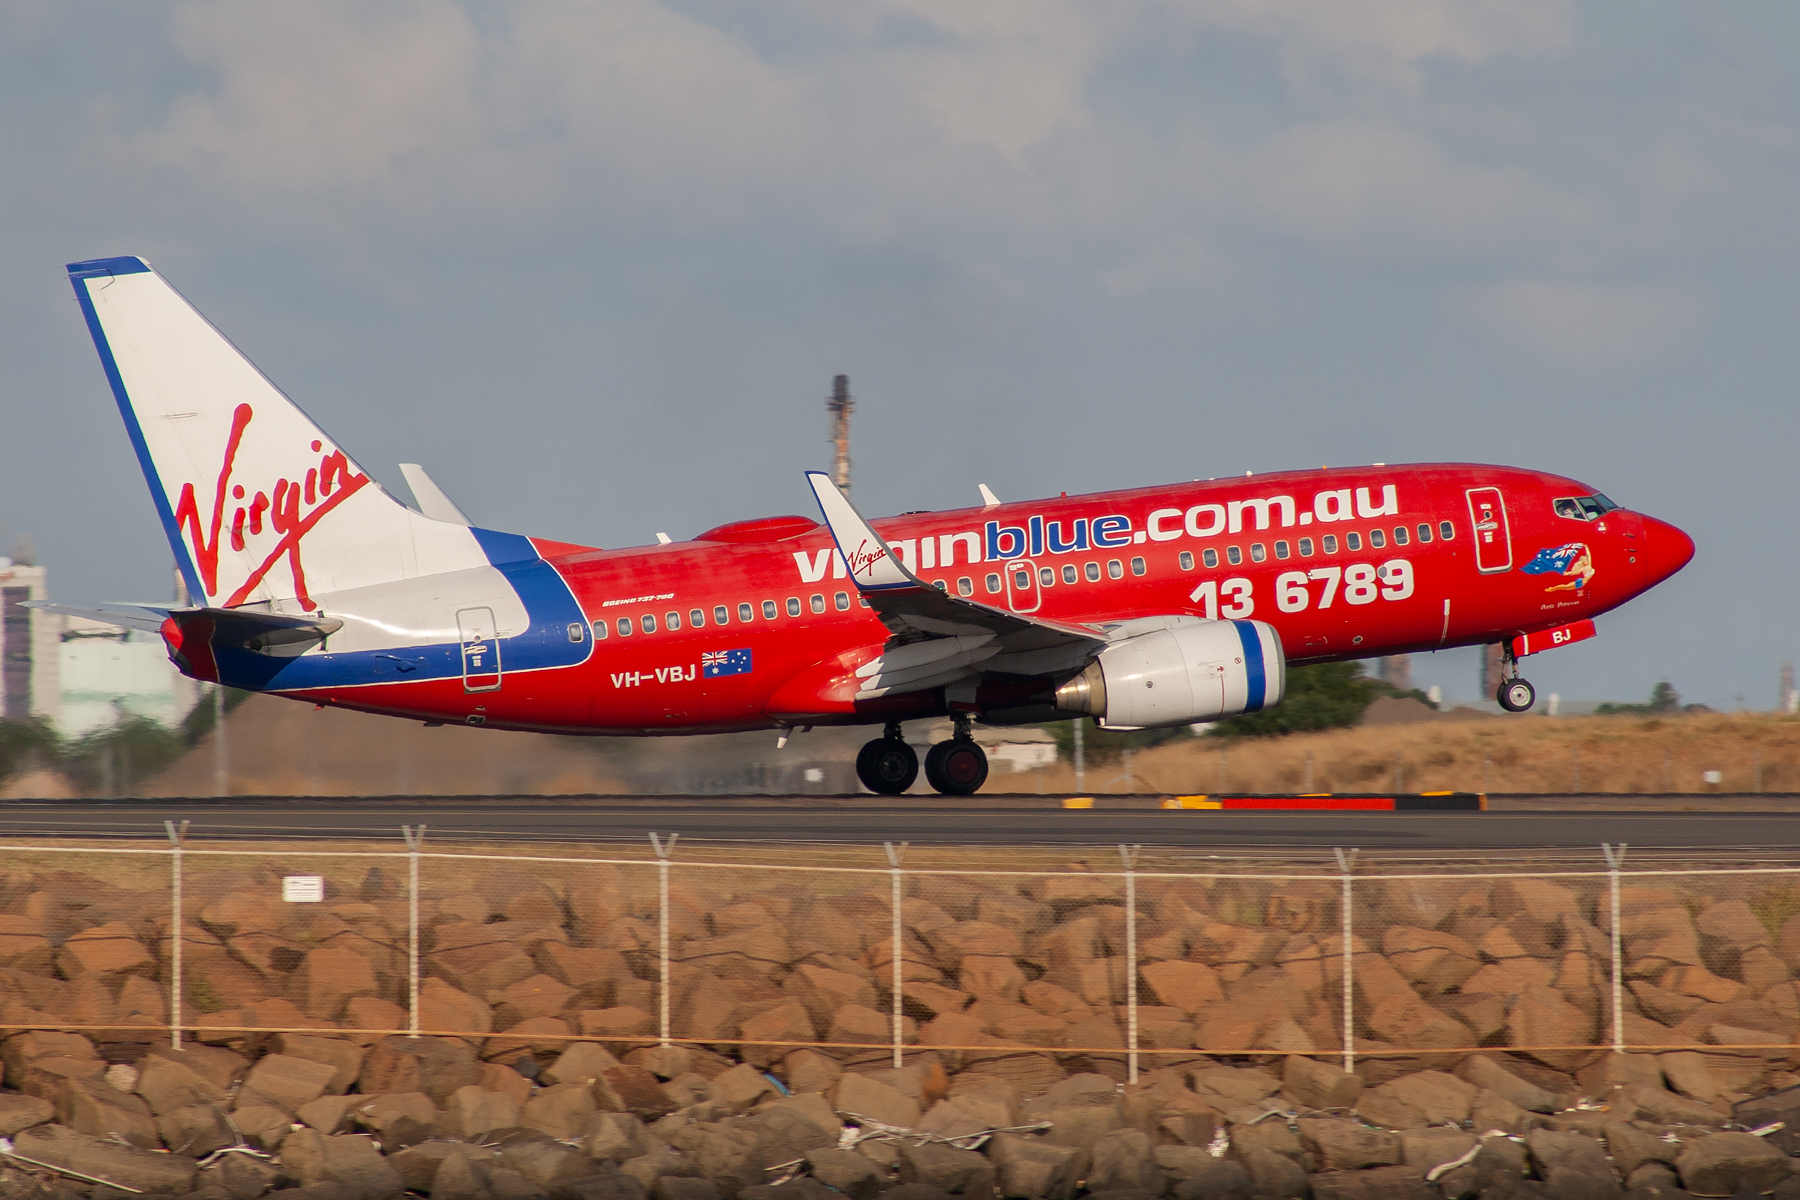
[5, 832, 1800, 1093]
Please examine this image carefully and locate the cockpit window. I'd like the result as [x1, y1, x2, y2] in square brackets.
[1553, 495, 1616, 521]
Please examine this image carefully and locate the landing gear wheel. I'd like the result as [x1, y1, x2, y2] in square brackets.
[1498, 678, 1536, 713]
[925, 739, 989, 796]
[856, 737, 918, 794]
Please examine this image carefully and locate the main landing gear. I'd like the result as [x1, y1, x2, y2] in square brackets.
[854, 717, 991, 796]
[1496, 645, 1537, 713]
[855, 724, 918, 795]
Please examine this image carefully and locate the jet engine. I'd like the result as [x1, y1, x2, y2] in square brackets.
[1054, 618, 1285, 729]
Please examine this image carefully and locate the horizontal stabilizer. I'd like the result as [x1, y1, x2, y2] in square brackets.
[25, 600, 342, 656]
[22, 601, 174, 632]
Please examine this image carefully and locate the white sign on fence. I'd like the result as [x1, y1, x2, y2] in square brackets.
[282, 875, 325, 903]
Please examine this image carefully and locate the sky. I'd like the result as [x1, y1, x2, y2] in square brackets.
[2, 1, 1796, 710]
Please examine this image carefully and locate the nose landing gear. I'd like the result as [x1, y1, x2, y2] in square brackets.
[855, 723, 918, 795]
[1496, 645, 1536, 713]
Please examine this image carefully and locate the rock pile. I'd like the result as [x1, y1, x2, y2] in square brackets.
[4, 858, 1800, 1196]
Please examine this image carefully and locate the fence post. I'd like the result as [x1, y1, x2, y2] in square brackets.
[402, 825, 425, 1037]
[1119, 844, 1141, 1084]
[650, 833, 678, 1048]
[164, 819, 189, 1049]
[1601, 843, 1627, 1053]
[1334, 848, 1358, 1072]
[884, 842, 908, 1068]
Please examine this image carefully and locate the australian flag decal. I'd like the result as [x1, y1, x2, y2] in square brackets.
[702, 648, 754, 678]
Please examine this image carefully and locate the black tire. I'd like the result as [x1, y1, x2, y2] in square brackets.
[924, 739, 989, 796]
[856, 737, 918, 795]
[1498, 678, 1536, 713]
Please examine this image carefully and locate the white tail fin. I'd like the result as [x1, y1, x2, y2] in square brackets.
[69, 257, 487, 611]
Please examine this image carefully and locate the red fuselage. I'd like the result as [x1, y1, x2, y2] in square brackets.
[292, 463, 1693, 734]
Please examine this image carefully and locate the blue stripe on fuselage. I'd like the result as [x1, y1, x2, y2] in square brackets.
[212, 527, 590, 692]
[1233, 620, 1266, 713]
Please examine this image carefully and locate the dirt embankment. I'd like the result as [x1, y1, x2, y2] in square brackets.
[1007, 711, 1800, 797]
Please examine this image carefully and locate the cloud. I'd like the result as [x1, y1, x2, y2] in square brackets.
[1181, 0, 1574, 93]
[1229, 120, 1590, 259]
[1462, 279, 1701, 366]
[81, 0, 1594, 274]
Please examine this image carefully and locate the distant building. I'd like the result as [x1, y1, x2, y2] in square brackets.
[59, 617, 201, 738]
[0, 556, 200, 737]
[0, 559, 60, 725]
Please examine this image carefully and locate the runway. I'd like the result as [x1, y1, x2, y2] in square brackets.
[3, 795, 1800, 853]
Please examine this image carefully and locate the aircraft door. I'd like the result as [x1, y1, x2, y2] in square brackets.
[1005, 560, 1041, 613]
[457, 607, 503, 692]
[1465, 487, 1513, 574]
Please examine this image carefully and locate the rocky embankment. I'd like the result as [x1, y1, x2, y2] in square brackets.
[6, 857, 1800, 1196]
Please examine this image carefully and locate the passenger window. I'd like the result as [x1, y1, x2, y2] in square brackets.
[933, 580, 947, 591]
[1299, 538, 1314, 556]
[714, 605, 728, 625]
[1062, 564, 1078, 584]
[1369, 529, 1385, 548]
[592, 620, 607, 640]
[957, 577, 973, 597]
[1178, 552, 1193, 571]
[642, 614, 657, 633]
[1039, 567, 1054, 587]
[810, 594, 825, 613]
[1275, 541, 1290, 560]
[1202, 548, 1218, 568]
[738, 603, 753, 622]
[1439, 521, 1454, 539]
[786, 597, 801, 616]
[569, 622, 585, 643]
[1346, 532, 1362, 551]
[1131, 557, 1146, 576]
[1014, 568, 1032, 588]
[763, 600, 778, 619]
[1108, 560, 1124, 579]
[690, 609, 704, 627]
[1417, 524, 1433, 543]
[1226, 546, 1242, 565]
[835, 592, 850, 610]
[1086, 562, 1101, 581]
[665, 611, 681, 630]
[1322, 535, 1338, 554]
[1250, 543, 1266, 563]
[985, 573, 1002, 594]
[1393, 527, 1409, 546]
[617, 617, 632, 637]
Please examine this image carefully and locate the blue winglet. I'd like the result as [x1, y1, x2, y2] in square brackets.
[67, 256, 153, 280]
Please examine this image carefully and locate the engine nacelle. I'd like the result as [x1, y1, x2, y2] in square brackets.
[1054, 618, 1285, 729]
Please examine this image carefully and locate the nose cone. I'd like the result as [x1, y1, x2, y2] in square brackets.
[1638, 514, 1695, 585]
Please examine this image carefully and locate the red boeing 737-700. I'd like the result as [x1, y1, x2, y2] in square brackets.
[36, 257, 1694, 795]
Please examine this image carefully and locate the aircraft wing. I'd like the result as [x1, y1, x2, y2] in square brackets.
[805, 472, 1104, 694]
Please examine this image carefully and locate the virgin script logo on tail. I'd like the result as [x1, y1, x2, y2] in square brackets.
[844, 540, 888, 580]
[171, 403, 369, 609]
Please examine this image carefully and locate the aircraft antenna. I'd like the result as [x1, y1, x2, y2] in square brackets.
[827, 374, 854, 493]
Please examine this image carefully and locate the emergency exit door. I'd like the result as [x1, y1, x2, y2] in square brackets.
[1005, 560, 1041, 613]
[1465, 487, 1513, 574]
[457, 607, 503, 692]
